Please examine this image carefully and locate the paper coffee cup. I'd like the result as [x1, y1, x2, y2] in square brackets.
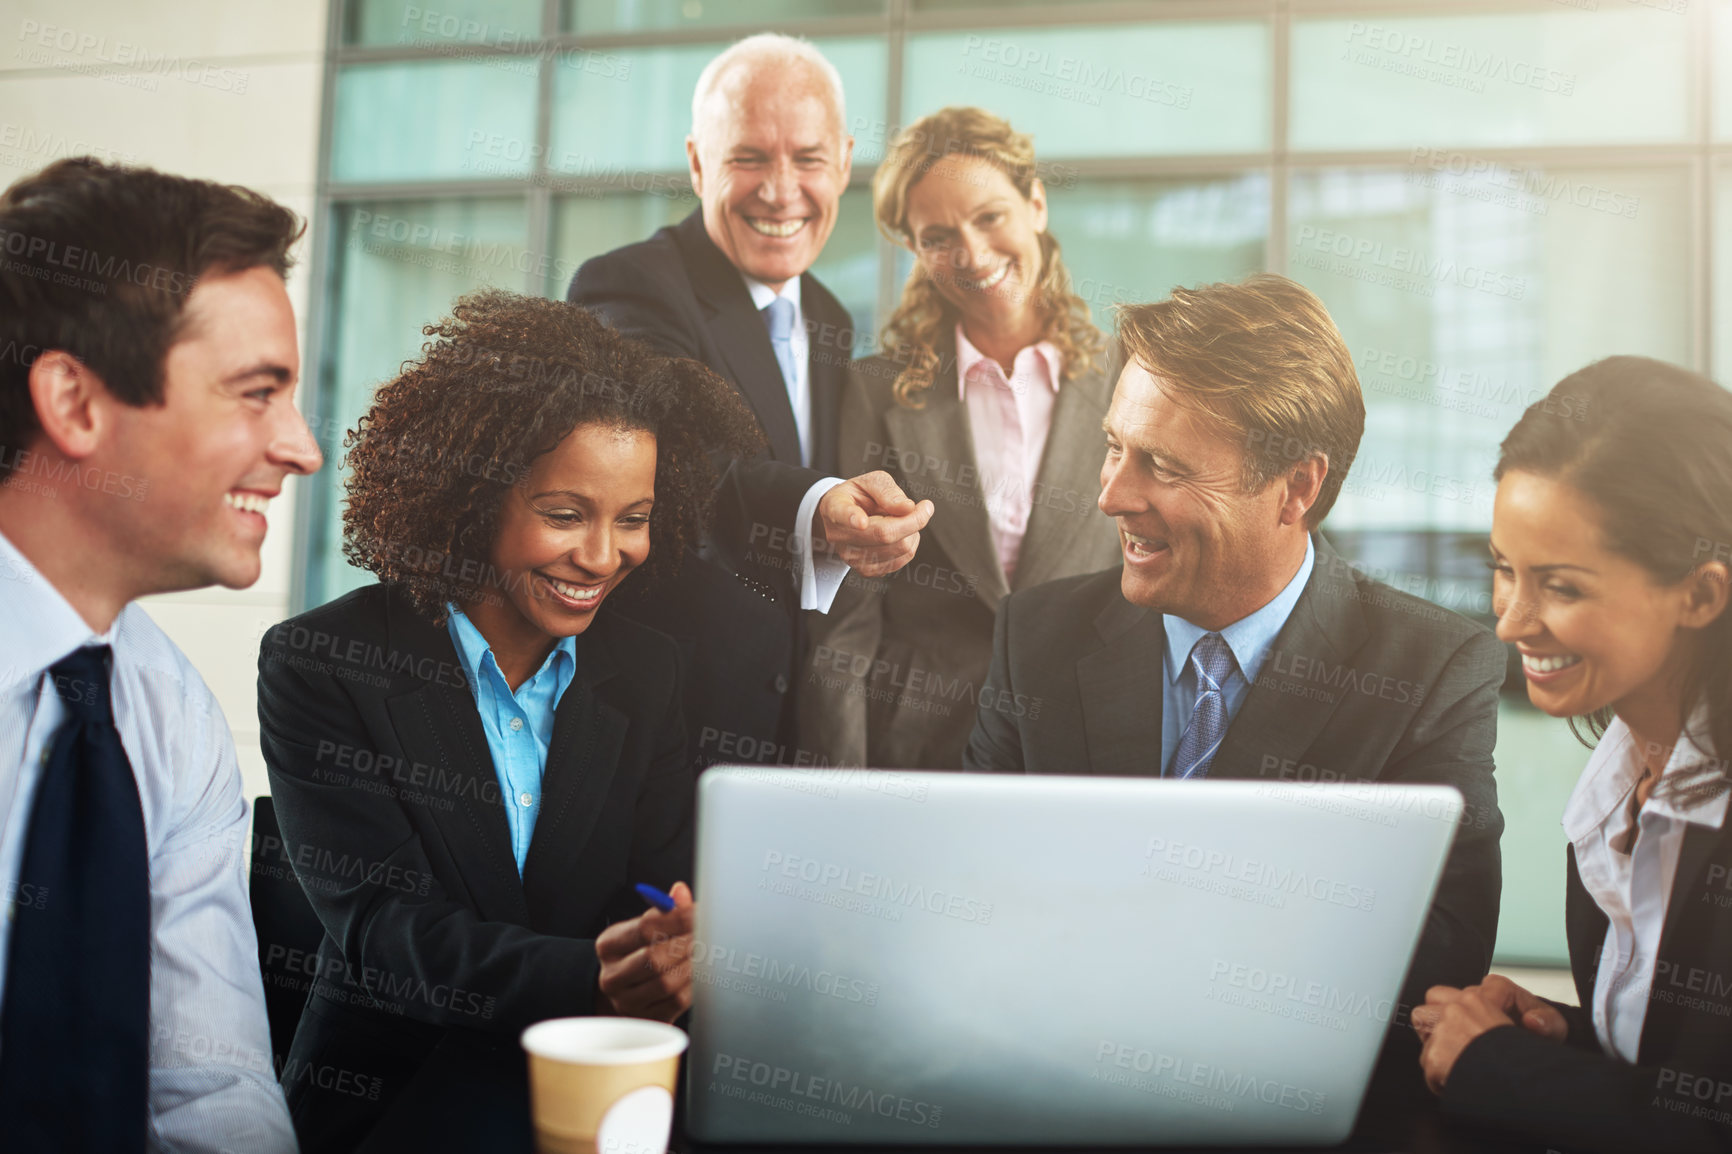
[521, 1017, 688, 1154]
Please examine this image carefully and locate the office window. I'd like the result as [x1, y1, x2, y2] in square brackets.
[1289, 165, 1691, 532]
[346, 0, 541, 45]
[564, 0, 882, 34]
[1044, 175, 1270, 322]
[331, 60, 539, 182]
[312, 0, 1731, 967]
[549, 37, 888, 176]
[1718, 165, 1732, 386]
[1291, 9, 1692, 150]
[305, 198, 531, 605]
[903, 23, 1270, 158]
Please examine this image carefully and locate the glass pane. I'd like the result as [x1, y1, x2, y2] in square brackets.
[913, 0, 1119, 8]
[1292, 10, 1691, 150]
[903, 23, 1269, 158]
[345, 0, 541, 46]
[1718, 165, 1732, 386]
[1046, 174, 1269, 329]
[564, 0, 881, 34]
[545, 193, 694, 299]
[1288, 164, 1689, 532]
[305, 199, 531, 606]
[331, 60, 539, 183]
[1490, 701, 1588, 965]
[807, 186, 880, 348]
[550, 36, 889, 175]
[549, 187, 880, 352]
[1718, 0, 1732, 141]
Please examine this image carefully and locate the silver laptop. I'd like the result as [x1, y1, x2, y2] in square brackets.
[686, 768, 1462, 1146]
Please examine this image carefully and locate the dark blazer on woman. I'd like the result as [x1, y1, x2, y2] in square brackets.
[802, 332, 1122, 769]
[1444, 821, 1732, 1152]
[256, 582, 691, 1153]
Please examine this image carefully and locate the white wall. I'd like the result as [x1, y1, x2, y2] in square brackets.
[1, 0, 329, 803]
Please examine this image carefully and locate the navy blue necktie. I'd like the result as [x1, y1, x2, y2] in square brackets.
[1169, 633, 1237, 780]
[0, 645, 150, 1152]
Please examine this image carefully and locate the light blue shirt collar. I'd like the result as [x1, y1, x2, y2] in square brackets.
[444, 605, 577, 701]
[742, 271, 803, 317]
[443, 604, 578, 874]
[1163, 536, 1315, 688]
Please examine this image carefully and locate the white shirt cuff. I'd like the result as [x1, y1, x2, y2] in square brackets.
[794, 477, 850, 612]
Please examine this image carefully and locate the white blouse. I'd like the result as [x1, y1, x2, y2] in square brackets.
[1561, 702, 1729, 1062]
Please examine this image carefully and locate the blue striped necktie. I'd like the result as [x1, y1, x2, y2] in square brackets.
[0, 645, 150, 1152]
[1170, 633, 1236, 780]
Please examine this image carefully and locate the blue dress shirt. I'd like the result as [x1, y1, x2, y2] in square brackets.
[1160, 537, 1316, 775]
[445, 606, 577, 874]
[0, 531, 295, 1152]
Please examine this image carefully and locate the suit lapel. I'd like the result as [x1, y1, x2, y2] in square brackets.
[883, 333, 1009, 608]
[674, 212, 803, 464]
[1208, 535, 1369, 780]
[382, 595, 529, 925]
[1641, 821, 1730, 1062]
[520, 624, 628, 927]
[1075, 594, 1165, 777]
[1014, 360, 1113, 593]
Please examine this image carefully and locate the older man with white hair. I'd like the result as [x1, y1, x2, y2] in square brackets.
[570, 34, 931, 770]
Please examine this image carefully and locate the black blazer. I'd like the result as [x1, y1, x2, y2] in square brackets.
[1444, 821, 1732, 1152]
[569, 209, 856, 764]
[963, 535, 1506, 1006]
[256, 583, 691, 1148]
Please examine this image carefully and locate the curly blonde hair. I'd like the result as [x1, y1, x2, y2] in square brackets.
[872, 106, 1104, 408]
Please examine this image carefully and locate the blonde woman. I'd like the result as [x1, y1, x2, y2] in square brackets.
[802, 106, 1120, 769]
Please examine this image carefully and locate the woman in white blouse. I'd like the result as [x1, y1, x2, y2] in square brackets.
[1413, 356, 1732, 1153]
[800, 106, 1120, 770]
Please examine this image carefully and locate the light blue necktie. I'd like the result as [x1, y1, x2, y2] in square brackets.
[762, 296, 799, 402]
[1169, 632, 1236, 780]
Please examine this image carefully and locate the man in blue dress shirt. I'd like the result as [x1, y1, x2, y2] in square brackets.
[0, 158, 321, 1151]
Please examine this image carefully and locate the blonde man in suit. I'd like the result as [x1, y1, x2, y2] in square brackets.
[802, 106, 1120, 769]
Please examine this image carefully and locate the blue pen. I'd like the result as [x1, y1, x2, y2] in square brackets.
[634, 882, 677, 912]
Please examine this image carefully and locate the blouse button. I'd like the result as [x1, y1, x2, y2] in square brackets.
[519, 791, 534, 808]
[508, 716, 524, 733]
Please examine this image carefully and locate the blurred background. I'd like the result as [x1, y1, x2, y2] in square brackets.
[4, 0, 1728, 976]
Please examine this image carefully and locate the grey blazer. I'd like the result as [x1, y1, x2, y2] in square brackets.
[961, 536, 1506, 1005]
[800, 332, 1122, 769]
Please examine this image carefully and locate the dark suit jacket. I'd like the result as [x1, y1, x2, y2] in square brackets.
[1444, 823, 1732, 1152]
[963, 535, 1506, 1006]
[569, 211, 856, 766]
[256, 583, 691, 1152]
[802, 335, 1121, 769]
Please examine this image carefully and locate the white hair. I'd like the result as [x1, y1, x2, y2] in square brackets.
[689, 33, 847, 141]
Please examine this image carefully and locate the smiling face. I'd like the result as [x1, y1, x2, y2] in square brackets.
[904, 153, 1047, 337]
[464, 422, 655, 661]
[687, 61, 852, 291]
[1491, 469, 1725, 728]
[99, 265, 321, 594]
[1100, 361, 1304, 628]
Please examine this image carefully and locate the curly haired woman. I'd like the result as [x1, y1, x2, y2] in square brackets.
[256, 289, 760, 1152]
[802, 106, 1122, 769]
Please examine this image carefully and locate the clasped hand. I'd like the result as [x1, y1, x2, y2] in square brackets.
[1411, 973, 1569, 1094]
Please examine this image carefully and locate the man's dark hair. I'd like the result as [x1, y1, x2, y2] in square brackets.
[0, 157, 305, 472]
